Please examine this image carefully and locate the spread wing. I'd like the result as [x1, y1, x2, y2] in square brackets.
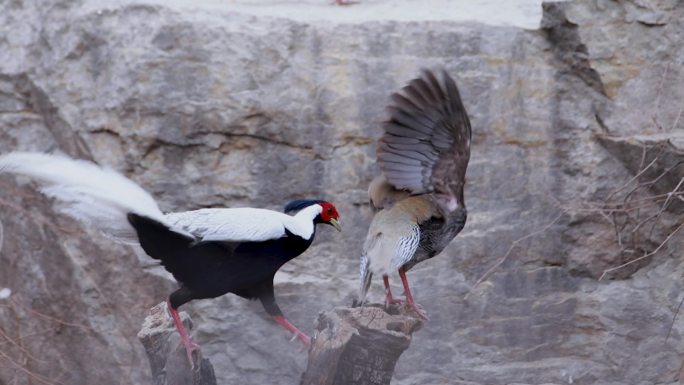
[377, 69, 472, 207]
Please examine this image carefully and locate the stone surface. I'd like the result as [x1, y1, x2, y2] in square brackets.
[0, 0, 683, 384]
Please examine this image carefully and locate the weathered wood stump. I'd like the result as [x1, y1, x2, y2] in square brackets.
[138, 302, 217, 385]
[139, 302, 422, 385]
[300, 304, 424, 385]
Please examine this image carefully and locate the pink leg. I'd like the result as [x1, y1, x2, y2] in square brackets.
[383, 274, 404, 306]
[398, 267, 429, 320]
[272, 315, 311, 347]
[166, 299, 201, 368]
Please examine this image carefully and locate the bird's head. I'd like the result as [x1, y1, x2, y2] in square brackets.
[284, 199, 341, 232]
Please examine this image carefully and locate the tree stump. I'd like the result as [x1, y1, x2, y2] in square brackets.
[300, 304, 424, 385]
[138, 302, 217, 385]
[138, 303, 422, 385]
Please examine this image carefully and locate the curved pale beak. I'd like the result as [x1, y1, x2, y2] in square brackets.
[329, 218, 342, 232]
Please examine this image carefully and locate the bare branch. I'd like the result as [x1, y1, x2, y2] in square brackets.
[599, 221, 684, 280]
[0, 327, 50, 364]
[561, 138, 684, 281]
[603, 156, 657, 202]
[671, 101, 684, 131]
[0, 349, 65, 385]
[464, 210, 567, 300]
[646, 177, 684, 238]
[652, 62, 671, 130]
[666, 294, 684, 343]
[9, 297, 94, 332]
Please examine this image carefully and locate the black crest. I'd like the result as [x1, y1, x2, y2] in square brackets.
[284, 199, 326, 214]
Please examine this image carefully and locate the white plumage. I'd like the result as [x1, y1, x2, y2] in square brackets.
[0, 152, 165, 243]
[0, 152, 322, 245]
[2, 151, 344, 363]
[165, 206, 320, 242]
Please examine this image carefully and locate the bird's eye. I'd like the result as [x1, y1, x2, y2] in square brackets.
[327, 208, 333, 214]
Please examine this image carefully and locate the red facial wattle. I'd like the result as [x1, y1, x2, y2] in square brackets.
[319, 202, 341, 231]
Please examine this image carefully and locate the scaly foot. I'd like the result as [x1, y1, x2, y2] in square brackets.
[384, 293, 405, 308]
[397, 267, 429, 320]
[406, 300, 429, 320]
[273, 315, 312, 348]
[181, 336, 202, 369]
[166, 299, 202, 369]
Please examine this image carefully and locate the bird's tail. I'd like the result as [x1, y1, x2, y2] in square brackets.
[356, 253, 373, 306]
[0, 152, 166, 243]
[127, 213, 195, 260]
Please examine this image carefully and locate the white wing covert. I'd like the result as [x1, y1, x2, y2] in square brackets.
[165, 208, 289, 242]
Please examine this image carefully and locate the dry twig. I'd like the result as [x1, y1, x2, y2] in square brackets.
[466, 139, 684, 292]
[465, 210, 567, 300]
[571, 140, 684, 280]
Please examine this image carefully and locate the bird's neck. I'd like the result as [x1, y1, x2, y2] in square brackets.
[289, 205, 321, 240]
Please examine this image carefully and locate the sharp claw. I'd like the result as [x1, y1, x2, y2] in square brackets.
[272, 315, 311, 349]
[385, 297, 405, 307]
[407, 302, 429, 320]
[188, 352, 197, 370]
[297, 335, 312, 352]
[167, 300, 203, 370]
[182, 339, 202, 370]
[298, 332, 312, 347]
[384, 290, 405, 308]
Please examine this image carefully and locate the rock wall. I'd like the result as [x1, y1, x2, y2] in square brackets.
[1, 0, 683, 384]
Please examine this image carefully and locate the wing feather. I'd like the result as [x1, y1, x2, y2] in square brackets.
[377, 152, 423, 166]
[405, 78, 435, 108]
[423, 70, 446, 105]
[383, 171, 423, 184]
[386, 108, 434, 135]
[391, 93, 422, 112]
[164, 208, 289, 242]
[381, 163, 425, 173]
[382, 134, 422, 145]
[381, 140, 439, 155]
[377, 69, 472, 205]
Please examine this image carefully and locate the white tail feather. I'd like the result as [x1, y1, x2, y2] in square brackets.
[0, 152, 165, 243]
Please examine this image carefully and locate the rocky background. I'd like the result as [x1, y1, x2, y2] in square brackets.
[1, 0, 684, 384]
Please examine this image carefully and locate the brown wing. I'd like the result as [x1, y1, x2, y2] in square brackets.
[377, 69, 471, 208]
